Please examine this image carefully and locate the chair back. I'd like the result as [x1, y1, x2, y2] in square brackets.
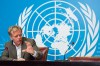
[39, 47, 48, 61]
[68, 57, 100, 62]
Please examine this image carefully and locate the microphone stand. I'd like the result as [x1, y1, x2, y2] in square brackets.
[55, 49, 69, 62]
[63, 49, 68, 61]
[55, 50, 68, 62]
[55, 42, 74, 62]
[63, 42, 74, 61]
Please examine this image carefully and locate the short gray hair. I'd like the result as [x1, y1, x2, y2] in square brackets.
[8, 26, 22, 36]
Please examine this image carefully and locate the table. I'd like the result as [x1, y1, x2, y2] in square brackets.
[0, 61, 100, 66]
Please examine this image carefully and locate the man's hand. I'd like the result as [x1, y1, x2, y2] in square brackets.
[22, 41, 34, 55]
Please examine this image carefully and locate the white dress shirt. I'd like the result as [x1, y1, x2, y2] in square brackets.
[13, 42, 37, 59]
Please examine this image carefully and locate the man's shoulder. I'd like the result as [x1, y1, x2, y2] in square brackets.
[5, 40, 12, 46]
[22, 37, 35, 42]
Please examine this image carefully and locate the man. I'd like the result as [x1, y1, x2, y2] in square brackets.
[1, 26, 43, 61]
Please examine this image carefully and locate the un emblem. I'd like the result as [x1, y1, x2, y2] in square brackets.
[17, 1, 99, 61]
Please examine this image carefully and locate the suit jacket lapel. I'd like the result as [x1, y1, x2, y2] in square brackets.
[21, 41, 27, 58]
[11, 41, 17, 59]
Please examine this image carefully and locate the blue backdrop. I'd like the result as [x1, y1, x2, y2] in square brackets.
[0, 0, 100, 61]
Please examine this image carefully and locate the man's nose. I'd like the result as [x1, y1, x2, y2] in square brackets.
[18, 35, 21, 39]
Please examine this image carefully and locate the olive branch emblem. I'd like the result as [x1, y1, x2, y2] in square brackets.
[76, 2, 99, 57]
[17, 5, 34, 37]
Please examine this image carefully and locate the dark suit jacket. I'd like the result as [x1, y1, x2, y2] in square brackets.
[1, 37, 43, 61]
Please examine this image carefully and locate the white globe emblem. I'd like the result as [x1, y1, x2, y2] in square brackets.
[24, 1, 86, 60]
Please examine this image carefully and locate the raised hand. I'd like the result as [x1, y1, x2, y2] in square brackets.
[22, 41, 34, 55]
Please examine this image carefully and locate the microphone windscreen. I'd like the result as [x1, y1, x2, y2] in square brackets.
[5, 47, 8, 51]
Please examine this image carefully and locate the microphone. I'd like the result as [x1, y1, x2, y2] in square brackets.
[63, 42, 74, 61]
[55, 42, 74, 62]
[5, 47, 8, 51]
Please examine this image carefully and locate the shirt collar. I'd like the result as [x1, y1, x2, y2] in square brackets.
[13, 42, 21, 47]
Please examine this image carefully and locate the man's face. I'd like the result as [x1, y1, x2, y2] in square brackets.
[10, 30, 22, 46]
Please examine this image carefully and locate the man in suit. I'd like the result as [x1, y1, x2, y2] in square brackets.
[1, 26, 43, 61]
